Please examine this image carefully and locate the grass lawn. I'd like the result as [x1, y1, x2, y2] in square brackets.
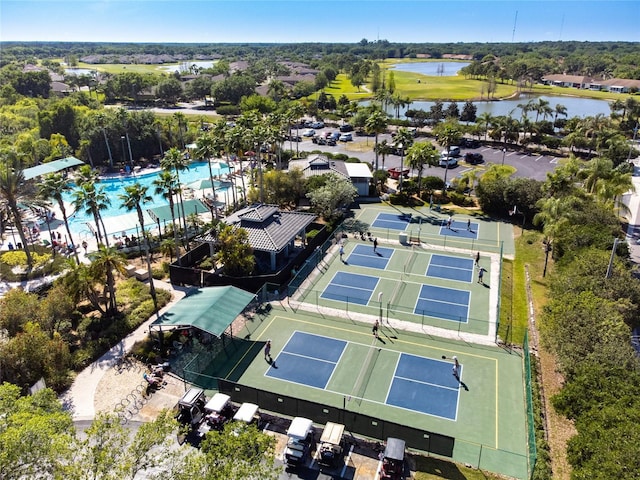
[414, 455, 504, 480]
[320, 74, 372, 101]
[76, 61, 172, 75]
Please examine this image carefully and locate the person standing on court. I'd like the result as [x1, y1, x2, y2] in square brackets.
[373, 237, 378, 252]
[372, 319, 379, 339]
[339, 244, 344, 261]
[478, 267, 486, 284]
[475, 251, 480, 266]
[467, 219, 471, 231]
[452, 356, 461, 381]
[447, 215, 452, 229]
[264, 340, 272, 361]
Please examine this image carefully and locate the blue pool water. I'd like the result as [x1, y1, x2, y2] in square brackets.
[62, 162, 231, 234]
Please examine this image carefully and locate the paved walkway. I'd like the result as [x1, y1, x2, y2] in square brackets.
[59, 279, 189, 420]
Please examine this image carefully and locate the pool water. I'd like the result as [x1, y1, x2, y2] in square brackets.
[62, 162, 231, 234]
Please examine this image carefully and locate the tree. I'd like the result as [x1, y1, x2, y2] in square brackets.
[406, 141, 439, 197]
[195, 132, 221, 218]
[0, 157, 35, 267]
[374, 139, 393, 171]
[72, 176, 110, 246]
[433, 121, 462, 186]
[119, 183, 159, 320]
[88, 245, 127, 315]
[394, 127, 414, 191]
[161, 147, 190, 237]
[156, 77, 183, 105]
[0, 383, 75, 479]
[215, 224, 254, 276]
[153, 171, 180, 262]
[38, 172, 79, 264]
[306, 173, 358, 221]
[460, 101, 477, 124]
[365, 109, 388, 171]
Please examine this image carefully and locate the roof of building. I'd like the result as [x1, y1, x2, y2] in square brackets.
[23, 156, 84, 180]
[542, 74, 594, 84]
[345, 162, 373, 179]
[222, 204, 316, 253]
[288, 154, 350, 180]
[151, 286, 255, 337]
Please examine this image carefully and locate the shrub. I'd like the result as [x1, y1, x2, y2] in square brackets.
[151, 267, 165, 280]
[216, 104, 240, 116]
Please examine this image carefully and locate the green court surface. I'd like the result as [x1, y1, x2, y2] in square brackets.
[293, 238, 496, 338]
[214, 309, 528, 479]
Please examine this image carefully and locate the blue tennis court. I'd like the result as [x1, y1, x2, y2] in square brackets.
[415, 284, 470, 322]
[371, 212, 411, 230]
[386, 353, 461, 420]
[265, 331, 346, 388]
[347, 244, 393, 269]
[427, 254, 474, 282]
[439, 220, 478, 239]
[321, 271, 379, 305]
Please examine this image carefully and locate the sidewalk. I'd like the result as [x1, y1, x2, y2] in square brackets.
[59, 279, 189, 420]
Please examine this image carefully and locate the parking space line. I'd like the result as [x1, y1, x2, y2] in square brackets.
[506, 151, 517, 157]
[519, 155, 529, 159]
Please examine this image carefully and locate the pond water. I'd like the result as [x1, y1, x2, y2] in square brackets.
[362, 94, 613, 120]
[61, 161, 231, 235]
[159, 60, 217, 72]
[64, 68, 98, 76]
[390, 61, 470, 77]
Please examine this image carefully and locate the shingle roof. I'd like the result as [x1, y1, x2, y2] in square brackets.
[223, 204, 316, 253]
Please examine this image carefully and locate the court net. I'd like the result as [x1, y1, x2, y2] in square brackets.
[351, 338, 380, 405]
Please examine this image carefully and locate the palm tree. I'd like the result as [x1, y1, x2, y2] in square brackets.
[365, 109, 388, 171]
[534, 98, 552, 123]
[287, 102, 305, 157]
[195, 132, 220, 218]
[553, 104, 568, 128]
[375, 140, 393, 171]
[533, 196, 574, 276]
[395, 128, 414, 191]
[267, 79, 287, 102]
[226, 125, 249, 202]
[434, 122, 462, 187]
[173, 112, 187, 149]
[406, 142, 439, 197]
[476, 112, 493, 141]
[38, 173, 79, 264]
[153, 170, 181, 264]
[88, 245, 127, 315]
[72, 180, 110, 246]
[0, 158, 34, 267]
[119, 183, 159, 320]
[161, 147, 190, 236]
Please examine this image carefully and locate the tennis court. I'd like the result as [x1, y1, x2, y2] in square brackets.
[219, 310, 529, 480]
[427, 254, 475, 282]
[266, 331, 462, 420]
[439, 220, 479, 239]
[371, 212, 412, 230]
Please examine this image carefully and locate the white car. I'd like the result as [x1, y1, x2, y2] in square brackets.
[339, 133, 353, 142]
[302, 129, 316, 137]
[310, 121, 325, 129]
[439, 156, 458, 168]
[441, 146, 461, 157]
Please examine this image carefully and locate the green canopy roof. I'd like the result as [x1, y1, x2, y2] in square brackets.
[23, 157, 84, 180]
[147, 199, 209, 224]
[152, 286, 256, 337]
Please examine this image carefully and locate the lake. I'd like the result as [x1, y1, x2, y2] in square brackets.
[159, 60, 217, 72]
[390, 61, 470, 77]
[363, 94, 613, 120]
[64, 68, 98, 76]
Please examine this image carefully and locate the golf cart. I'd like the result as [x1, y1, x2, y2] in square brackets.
[317, 422, 345, 467]
[197, 393, 234, 436]
[284, 417, 315, 467]
[380, 437, 406, 480]
[175, 387, 207, 429]
[232, 402, 261, 425]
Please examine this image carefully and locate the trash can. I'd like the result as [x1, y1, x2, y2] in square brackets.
[399, 233, 407, 244]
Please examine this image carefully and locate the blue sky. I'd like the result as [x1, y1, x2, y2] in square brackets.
[1, 1, 639, 43]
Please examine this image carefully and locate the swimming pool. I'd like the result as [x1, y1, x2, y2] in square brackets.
[62, 162, 231, 235]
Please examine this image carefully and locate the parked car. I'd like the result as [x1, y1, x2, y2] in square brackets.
[339, 124, 354, 132]
[464, 152, 484, 164]
[287, 133, 301, 142]
[380, 437, 406, 480]
[460, 138, 480, 148]
[441, 146, 461, 157]
[310, 121, 325, 129]
[302, 129, 316, 137]
[284, 417, 315, 467]
[329, 132, 341, 141]
[439, 156, 459, 168]
[312, 136, 327, 145]
[339, 133, 353, 142]
[327, 138, 337, 146]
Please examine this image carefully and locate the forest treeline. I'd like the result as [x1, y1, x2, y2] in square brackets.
[1, 40, 639, 80]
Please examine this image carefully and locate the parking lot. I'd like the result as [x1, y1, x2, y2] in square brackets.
[293, 125, 561, 182]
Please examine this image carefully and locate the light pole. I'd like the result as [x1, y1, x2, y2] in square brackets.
[120, 136, 126, 166]
[501, 148, 507, 166]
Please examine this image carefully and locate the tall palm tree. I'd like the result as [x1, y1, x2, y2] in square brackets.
[0, 158, 34, 267]
[365, 109, 388, 171]
[72, 177, 110, 246]
[153, 170, 181, 264]
[195, 132, 219, 218]
[476, 112, 493, 141]
[374, 140, 393, 171]
[434, 121, 462, 186]
[226, 125, 248, 202]
[406, 142, 439, 197]
[287, 102, 305, 157]
[88, 245, 127, 315]
[553, 104, 568, 128]
[161, 147, 190, 236]
[119, 183, 159, 319]
[395, 128, 414, 191]
[173, 112, 187, 149]
[534, 98, 552, 123]
[38, 173, 79, 264]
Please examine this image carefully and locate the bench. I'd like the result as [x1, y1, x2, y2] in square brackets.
[134, 269, 149, 281]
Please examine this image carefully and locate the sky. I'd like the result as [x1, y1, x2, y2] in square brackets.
[1, 0, 639, 44]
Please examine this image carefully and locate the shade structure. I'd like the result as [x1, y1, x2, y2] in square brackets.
[151, 286, 256, 337]
[23, 156, 84, 180]
[187, 179, 230, 191]
[147, 198, 209, 224]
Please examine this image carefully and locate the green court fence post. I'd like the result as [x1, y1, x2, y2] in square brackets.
[478, 444, 483, 469]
